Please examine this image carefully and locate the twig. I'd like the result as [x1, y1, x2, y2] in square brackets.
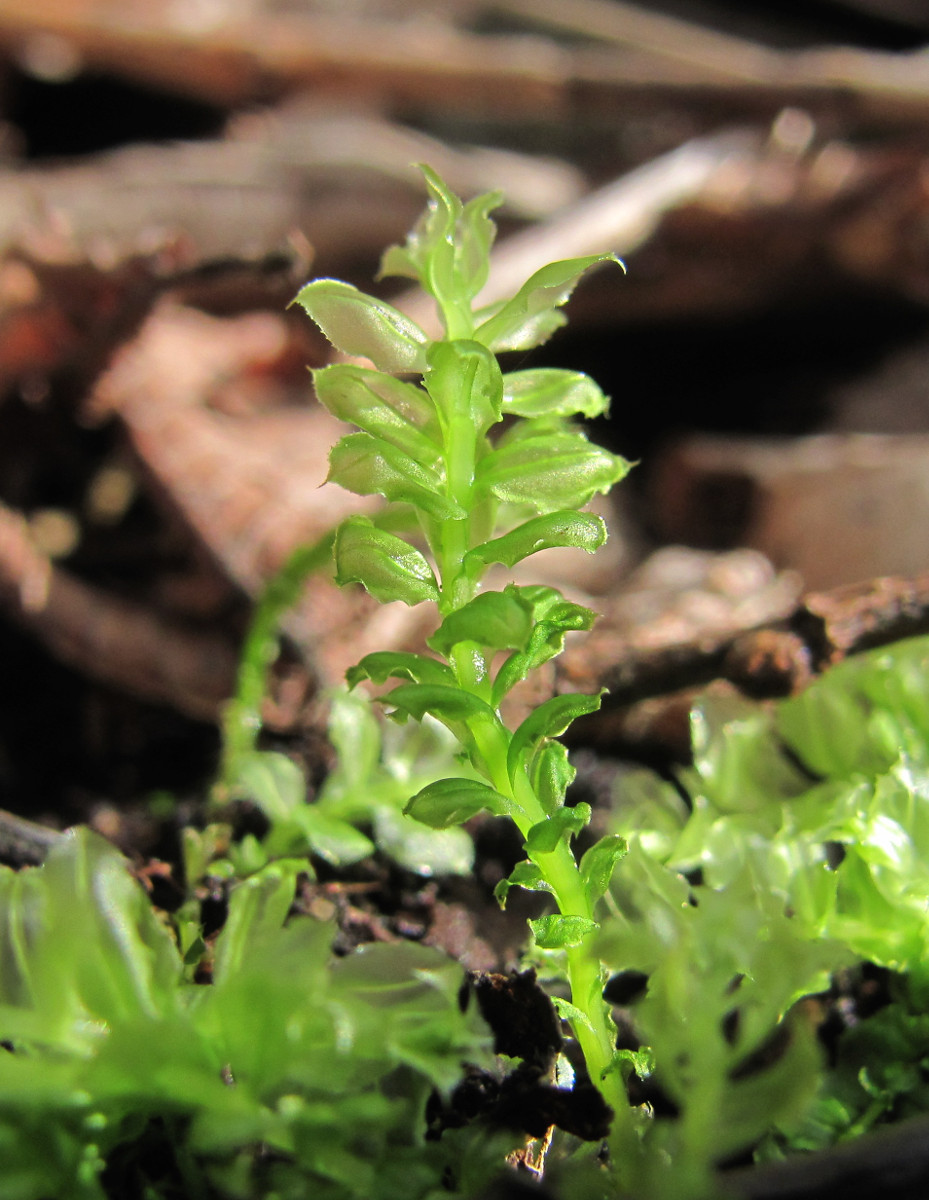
[561, 567, 929, 762]
[3, 1, 929, 130]
[493, 0, 784, 84]
[0, 499, 238, 722]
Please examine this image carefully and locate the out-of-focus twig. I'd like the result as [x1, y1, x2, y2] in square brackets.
[2, 0, 929, 130]
[0, 498, 239, 721]
[493, 0, 784, 84]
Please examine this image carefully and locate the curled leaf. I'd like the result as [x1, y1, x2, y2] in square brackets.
[404, 777, 511, 828]
[465, 512, 607, 580]
[508, 692, 605, 782]
[529, 914, 600, 950]
[525, 804, 592, 856]
[334, 517, 439, 606]
[502, 368, 611, 419]
[347, 651, 454, 689]
[428, 588, 533, 657]
[313, 365, 440, 464]
[531, 741, 577, 814]
[494, 859, 553, 907]
[580, 834, 629, 907]
[292, 279, 428, 373]
[383, 683, 499, 729]
[475, 254, 621, 353]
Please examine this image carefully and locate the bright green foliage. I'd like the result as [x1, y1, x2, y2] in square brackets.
[216, 543, 477, 877]
[4, 166, 929, 1200]
[602, 634, 929, 1196]
[294, 166, 639, 1179]
[293, 169, 628, 628]
[0, 829, 496, 1199]
[220, 684, 478, 878]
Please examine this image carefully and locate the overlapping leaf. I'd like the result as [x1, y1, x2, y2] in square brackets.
[502, 368, 611, 419]
[293, 279, 429, 373]
[474, 253, 621, 352]
[334, 517, 439, 606]
[476, 427, 630, 514]
[314, 364, 440, 464]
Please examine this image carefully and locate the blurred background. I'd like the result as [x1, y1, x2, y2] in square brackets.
[2, 0, 929, 819]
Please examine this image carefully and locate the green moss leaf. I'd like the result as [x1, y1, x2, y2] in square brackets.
[292, 279, 428, 372]
[0, 829, 183, 1055]
[328, 433, 463, 520]
[404, 777, 511, 828]
[428, 587, 533, 657]
[279, 807, 375, 867]
[347, 650, 454, 689]
[384, 683, 498, 729]
[502, 368, 611, 419]
[213, 858, 302, 984]
[464, 511, 607, 580]
[525, 804, 592, 855]
[475, 254, 620, 352]
[379, 166, 502, 318]
[235, 750, 305, 823]
[507, 691, 604, 782]
[529, 914, 599, 950]
[551, 996, 596, 1033]
[531, 740, 577, 814]
[372, 806, 474, 875]
[313, 364, 440, 464]
[580, 834, 628, 907]
[334, 517, 439, 606]
[476, 429, 631, 514]
[493, 859, 553, 907]
[492, 591, 598, 705]
[455, 188, 501, 301]
[425, 340, 502, 435]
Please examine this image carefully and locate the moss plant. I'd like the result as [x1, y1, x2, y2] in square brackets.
[292, 167, 641, 1178]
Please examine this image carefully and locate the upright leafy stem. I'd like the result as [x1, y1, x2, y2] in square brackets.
[293, 169, 637, 1175]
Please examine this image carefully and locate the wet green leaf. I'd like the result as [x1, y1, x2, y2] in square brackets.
[502, 368, 610, 419]
[347, 650, 454, 689]
[476, 429, 630, 514]
[334, 517, 439, 606]
[425, 340, 502, 435]
[531, 741, 576, 814]
[404, 777, 511, 828]
[580, 835, 628, 907]
[525, 804, 592, 855]
[328, 433, 462, 521]
[507, 692, 604, 782]
[372, 806, 474, 876]
[383, 683, 499, 730]
[428, 588, 533, 657]
[314, 364, 440, 464]
[379, 166, 502, 316]
[464, 511, 607, 580]
[293, 279, 428, 373]
[475, 254, 620, 352]
[493, 859, 552, 907]
[529, 914, 599, 950]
